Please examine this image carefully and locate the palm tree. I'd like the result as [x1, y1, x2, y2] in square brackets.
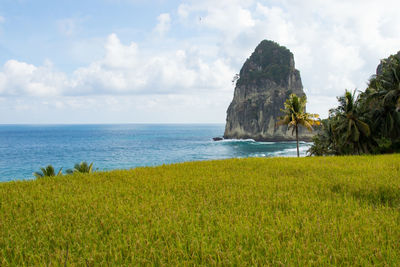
[365, 55, 400, 139]
[66, 162, 94, 174]
[277, 93, 320, 157]
[34, 165, 62, 178]
[332, 90, 371, 154]
[308, 119, 337, 156]
[379, 56, 400, 110]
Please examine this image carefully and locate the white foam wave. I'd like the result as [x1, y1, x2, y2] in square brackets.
[219, 138, 256, 143]
[269, 144, 311, 157]
[251, 141, 276, 145]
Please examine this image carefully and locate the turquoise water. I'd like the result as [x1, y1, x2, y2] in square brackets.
[0, 124, 311, 181]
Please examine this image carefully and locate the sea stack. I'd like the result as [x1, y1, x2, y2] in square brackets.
[224, 40, 314, 141]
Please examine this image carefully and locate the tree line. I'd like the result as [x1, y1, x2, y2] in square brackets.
[309, 52, 400, 155]
[278, 51, 400, 157]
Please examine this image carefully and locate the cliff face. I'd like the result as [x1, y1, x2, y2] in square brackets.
[224, 40, 314, 141]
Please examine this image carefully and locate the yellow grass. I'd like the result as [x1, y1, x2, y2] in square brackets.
[1, 154, 400, 265]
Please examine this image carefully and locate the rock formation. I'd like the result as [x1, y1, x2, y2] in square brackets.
[224, 40, 314, 141]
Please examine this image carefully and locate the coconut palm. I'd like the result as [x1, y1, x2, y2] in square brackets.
[365, 55, 400, 139]
[309, 53, 400, 155]
[66, 162, 94, 174]
[277, 93, 320, 157]
[34, 165, 62, 178]
[331, 90, 371, 154]
[308, 119, 338, 156]
[379, 56, 400, 109]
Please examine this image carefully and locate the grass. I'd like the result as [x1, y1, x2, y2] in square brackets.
[1, 154, 400, 265]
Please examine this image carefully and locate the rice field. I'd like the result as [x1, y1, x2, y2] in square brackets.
[1, 154, 400, 265]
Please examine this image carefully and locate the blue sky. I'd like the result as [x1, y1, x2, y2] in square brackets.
[0, 0, 400, 123]
[0, 0, 180, 70]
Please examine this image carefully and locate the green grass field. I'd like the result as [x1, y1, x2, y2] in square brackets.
[1, 155, 400, 265]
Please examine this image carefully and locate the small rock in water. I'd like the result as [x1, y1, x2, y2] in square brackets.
[212, 137, 224, 141]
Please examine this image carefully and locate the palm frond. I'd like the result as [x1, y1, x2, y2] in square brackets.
[72, 161, 94, 173]
[355, 119, 371, 137]
[88, 163, 94, 173]
[276, 115, 290, 126]
[34, 165, 62, 178]
[392, 67, 400, 83]
[347, 120, 353, 139]
[353, 125, 360, 142]
[33, 172, 44, 179]
[300, 119, 313, 132]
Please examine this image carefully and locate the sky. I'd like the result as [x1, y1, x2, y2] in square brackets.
[0, 0, 399, 124]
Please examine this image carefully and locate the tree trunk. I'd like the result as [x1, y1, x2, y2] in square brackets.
[296, 126, 299, 157]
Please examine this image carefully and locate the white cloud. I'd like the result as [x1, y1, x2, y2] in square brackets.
[0, 16, 5, 23]
[103, 33, 138, 68]
[202, 5, 255, 37]
[69, 33, 233, 95]
[177, 4, 190, 19]
[0, 60, 67, 97]
[154, 13, 171, 37]
[0, 92, 232, 124]
[2, 0, 400, 122]
[174, 0, 400, 117]
[0, 33, 235, 98]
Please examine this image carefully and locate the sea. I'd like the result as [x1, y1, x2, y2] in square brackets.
[0, 124, 312, 182]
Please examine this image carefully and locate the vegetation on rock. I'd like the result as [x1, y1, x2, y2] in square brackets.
[237, 40, 292, 87]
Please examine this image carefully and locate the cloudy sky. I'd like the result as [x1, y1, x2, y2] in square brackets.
[0, 0, 399, 124]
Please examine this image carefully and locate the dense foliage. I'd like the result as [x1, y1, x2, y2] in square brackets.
[1, 155, 400, 265]
[309, 52, 400, 155]
[237, 40, 292, 87]
[277, 94, 319, 157]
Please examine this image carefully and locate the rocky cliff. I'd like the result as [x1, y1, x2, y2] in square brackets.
[224, 40, 314, 141]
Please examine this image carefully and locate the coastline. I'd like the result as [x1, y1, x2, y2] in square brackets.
[0, 124, 312, 182]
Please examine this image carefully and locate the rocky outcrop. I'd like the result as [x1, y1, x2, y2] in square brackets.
[224, 40, 314, 141]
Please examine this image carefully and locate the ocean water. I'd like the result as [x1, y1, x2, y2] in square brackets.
[0, 124, 311, 182]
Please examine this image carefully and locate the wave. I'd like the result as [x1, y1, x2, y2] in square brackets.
[251, 141, 277, 145]
[268, 144, 311, 157]
[218, 139, 280, 145]
[218, 139, 311, 145]
[219, 138, 257, 143]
